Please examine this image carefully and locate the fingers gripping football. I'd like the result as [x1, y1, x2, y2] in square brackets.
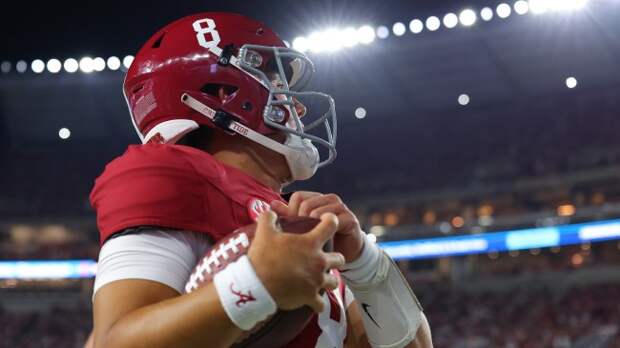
[299, 194, 342, 217]
[272, 192, 364, 263]
[274, 193, 357, 232]
[248, 211, 345, 313]
[286, 191, 323, 216]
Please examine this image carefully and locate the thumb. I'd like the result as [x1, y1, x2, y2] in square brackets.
[308, 293, 325, 313]
[270, 200, 290, 216]
[256, 211, 279, 238]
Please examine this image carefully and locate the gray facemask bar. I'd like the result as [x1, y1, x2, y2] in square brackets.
[237, 44, 337, 168]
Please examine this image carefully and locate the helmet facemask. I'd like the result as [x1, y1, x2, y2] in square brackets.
[236, 45, 337, 180]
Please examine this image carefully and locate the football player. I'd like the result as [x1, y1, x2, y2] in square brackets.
[90, 12, 432, 348]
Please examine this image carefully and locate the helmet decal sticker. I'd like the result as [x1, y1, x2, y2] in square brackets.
[193, 18, 223, 56]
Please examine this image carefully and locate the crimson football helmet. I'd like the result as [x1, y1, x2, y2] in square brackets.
[123, 13, 337, 181]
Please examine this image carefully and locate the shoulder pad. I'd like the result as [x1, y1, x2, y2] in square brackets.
[90, 144, 213, 244]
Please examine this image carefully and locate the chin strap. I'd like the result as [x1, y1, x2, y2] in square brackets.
[181, 93, 318, 181]
[181, 93, 291, 154]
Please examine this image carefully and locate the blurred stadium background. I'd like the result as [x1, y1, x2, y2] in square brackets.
[2, 0, 620, 347]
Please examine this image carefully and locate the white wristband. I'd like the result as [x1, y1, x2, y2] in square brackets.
[213, 255, 277, 330]
[340, 232, 381, 285]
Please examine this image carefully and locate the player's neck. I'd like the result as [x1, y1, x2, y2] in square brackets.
[211, 150, 284, 193]
[200, 130, 289, 192]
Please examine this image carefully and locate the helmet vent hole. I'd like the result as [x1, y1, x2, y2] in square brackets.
[151, 33, 166, 48]
[200, 84, 238, 99]
[132, 84, 144, 94]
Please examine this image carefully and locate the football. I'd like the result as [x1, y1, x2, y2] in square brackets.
[184, 216, 332, 348]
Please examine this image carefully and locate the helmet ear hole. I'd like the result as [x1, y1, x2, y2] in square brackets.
[200, 84, 238, 102]
[200, 83, 239, 102]
[151, 33, 166, 48]
[132, 84, 144, 95]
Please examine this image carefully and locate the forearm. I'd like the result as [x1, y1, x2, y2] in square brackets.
[99, 283, 242, 348]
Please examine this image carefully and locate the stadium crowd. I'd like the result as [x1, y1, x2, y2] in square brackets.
[422, 283, 620, 348]
[331, 90, 620, 200]
[0, 306, 92, 348]
[2, 281, 619, 348]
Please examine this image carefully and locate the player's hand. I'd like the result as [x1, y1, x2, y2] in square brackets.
[247, 211, 345, 313]
[271, 192, 364, 264]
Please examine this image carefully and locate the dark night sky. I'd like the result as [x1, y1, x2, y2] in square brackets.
[1, 0, 481, 60]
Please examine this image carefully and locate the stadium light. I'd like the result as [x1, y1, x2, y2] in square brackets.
[439, 222, 452, 234]
[376, 26, 389, 39]
[497, 3, 512, 18]
[306, 29, 347, 53]
[0, 61, 10, 73]
[332, 29, 346, 51]
[565, 0, 588, 10]
[514, 0, 530, 15]
[46, 59, 62, 73]
[562, 0, 589, 10]
[532, 0, 589, 12]
[106, 56, 121, 70]
[355, 107, 367, 119]
[93, 57, 106, 72]
[452, 216, 465, 228]
[341, 27, 360, 47]
[6, 0, 596, 67]
[443, 13, 459, 29]
[16, 60, 27, 73]
[63, 58, 79, 73]
[307, 32, 325, 53]
[458, 94, 471, 106]
[479, 215, 494, 227]
[409, 19, 424, 34]
[31, 59, 45, 74]
[558, 204, 576, 216]
[529, 0, 548, 13]
[357, 25, 376, 44]
[425, 16, 441, 31]
[58, 128, 71, 140]
[392, 22, 406, 36]
[79, 57, 94, 73]
[459, 9, 477, 26]
[123, 55, 134, 69]
[292, 36, 309, 53]
[481, 7, 494, 21]
[566, 77, 578, 89]
[319, 28, 344, 52]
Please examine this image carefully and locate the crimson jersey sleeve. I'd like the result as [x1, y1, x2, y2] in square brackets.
[90, 144, 215, 245]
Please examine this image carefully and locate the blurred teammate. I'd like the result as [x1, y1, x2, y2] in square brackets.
[89, 12, 431, 348]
